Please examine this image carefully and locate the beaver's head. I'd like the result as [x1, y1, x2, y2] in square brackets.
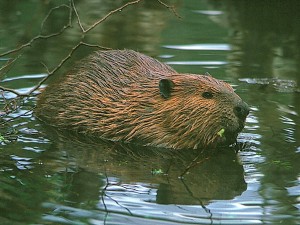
[148, 74, 249, 149]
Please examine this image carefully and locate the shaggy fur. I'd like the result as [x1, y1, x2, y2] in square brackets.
[36, 50, 248, 149]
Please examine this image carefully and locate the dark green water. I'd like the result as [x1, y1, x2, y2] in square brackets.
[0, 0, 299, 224]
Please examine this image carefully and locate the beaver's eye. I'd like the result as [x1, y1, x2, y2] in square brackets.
[202, 91, 213, 99]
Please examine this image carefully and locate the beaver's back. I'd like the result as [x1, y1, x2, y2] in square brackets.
[78, 50, 176, 87]
[36, 50, 175, 123]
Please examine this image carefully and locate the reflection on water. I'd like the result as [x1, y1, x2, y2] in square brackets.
[211, 0, 300, 80]
[36, 129, 246, 223]
[1, 0, 300, 224]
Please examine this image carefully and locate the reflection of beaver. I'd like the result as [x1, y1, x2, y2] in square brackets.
[40, 129, 246, 205]
[36, 50, 249, 149]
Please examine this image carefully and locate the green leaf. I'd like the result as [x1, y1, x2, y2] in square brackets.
[217, 128, 225, 137]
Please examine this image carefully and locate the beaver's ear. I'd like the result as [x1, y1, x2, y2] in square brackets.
[159, 79, 175, 99]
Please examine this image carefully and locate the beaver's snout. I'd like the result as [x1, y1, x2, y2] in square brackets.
[222, 101, 249, 146]
[234, 101, 250, 121]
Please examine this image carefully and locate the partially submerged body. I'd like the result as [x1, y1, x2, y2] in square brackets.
[36, 50, 249, 149]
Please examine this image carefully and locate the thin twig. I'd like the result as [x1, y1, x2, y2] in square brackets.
[79, 42, 112, 50]
[180, 154, 210, 178]
[157, 0, 181, 18]
[101, 169, 109, 225]
[40, 3, 72, 31]
[71, 0, 84, 32]
[84, 0, 143, 33]
[0, 2, 72, 58]
[0, 33, 70, 58]
[0, 41, 111, 98]
[0, 86, 26, 97]
[24, 41, 83, 95]
[0, 54, 22, 79]
[24, 41, 110, 96]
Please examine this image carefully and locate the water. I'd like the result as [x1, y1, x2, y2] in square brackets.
[1, 0, 300, 224]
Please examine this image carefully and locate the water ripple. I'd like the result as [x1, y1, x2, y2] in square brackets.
[166, 61, 227, 66]
[2, 73, 47, 82]
[164, 44, 230, 51]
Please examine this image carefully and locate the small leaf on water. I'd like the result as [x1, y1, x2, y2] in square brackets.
[151, 169, 163, 175]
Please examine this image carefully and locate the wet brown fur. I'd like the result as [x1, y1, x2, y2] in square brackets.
[36, 50, 247, 149]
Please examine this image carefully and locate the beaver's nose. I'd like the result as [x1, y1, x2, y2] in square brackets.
[234, 101, 250, 120]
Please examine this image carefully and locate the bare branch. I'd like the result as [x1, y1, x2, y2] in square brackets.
[79, 42, 112, 50]
[40, 62, 50, 75]
[180, 154, 210, 178]
[40, 3, 72, 31]
[1, 33, 71, 59]
[157, 0, 181, 18]
[23, 42, 83, 96]
[0, 2, 73, 58]
[0, 86, 25, 97]
[0, 55, 22, 79]
[71, 0, 85, 32]
[23, 41, 110, 96]
[84, 0, 143, 33]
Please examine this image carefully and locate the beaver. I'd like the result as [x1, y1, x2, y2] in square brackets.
[35, 50, 249, 150]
